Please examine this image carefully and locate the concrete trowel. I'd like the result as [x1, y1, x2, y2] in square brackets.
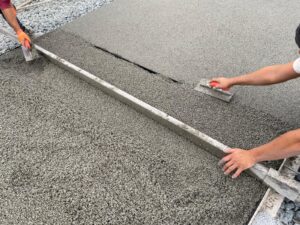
[195, 78, 234, 103]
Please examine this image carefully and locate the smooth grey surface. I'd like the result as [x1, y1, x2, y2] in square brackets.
[63, 0, 300, 123]
[0, 50, 264, 224]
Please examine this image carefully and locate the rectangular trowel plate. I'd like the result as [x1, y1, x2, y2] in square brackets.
[194, 79, 234, 103]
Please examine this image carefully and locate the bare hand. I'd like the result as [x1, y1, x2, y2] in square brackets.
[210, 77, 233, 90]
[218, 148, 256, 178]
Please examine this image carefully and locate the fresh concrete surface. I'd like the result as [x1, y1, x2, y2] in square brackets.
[63, 0, 300, 123]
[0, 50, 264, 224]
[36, 30, 296, 152]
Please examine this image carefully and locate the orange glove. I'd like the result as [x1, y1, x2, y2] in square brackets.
[16, 30, 31, 49]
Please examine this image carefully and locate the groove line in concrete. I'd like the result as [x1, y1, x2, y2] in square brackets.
[93, 45, 158, 75]
[92, 44, 182, 84]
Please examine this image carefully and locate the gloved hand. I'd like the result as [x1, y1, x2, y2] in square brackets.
[16, 30, 31, 49]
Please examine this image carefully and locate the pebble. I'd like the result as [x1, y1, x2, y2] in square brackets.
[280, 210, 295, 225]
[296, 202, 300, 210]
[278, 198, 300, 225]
[286, 203, 296, 211]
[295, 174, 300, 182]
[294, 211, 300, 223]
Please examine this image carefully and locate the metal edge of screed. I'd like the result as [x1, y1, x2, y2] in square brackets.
[16, 0, 33, 10]
[17, 0, 54, 11]
[248, 157, 300, 225]
[34, 44, 300, 202]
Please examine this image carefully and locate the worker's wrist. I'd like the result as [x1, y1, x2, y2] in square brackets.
[16, 29, 23, 35]
[229, 74, 250, 86]
[248, 148, 263, 164]
[227, 77, 237, 87]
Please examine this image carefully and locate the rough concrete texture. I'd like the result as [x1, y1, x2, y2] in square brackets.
[63, 0, 300, 123]
[36, 30, 296, 153]
[0, 50, 264, 224]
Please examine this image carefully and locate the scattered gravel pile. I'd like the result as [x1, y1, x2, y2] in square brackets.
[0, 0, 112, 54]
[278, 199, 300, 225]
[277, 168, 300, 225]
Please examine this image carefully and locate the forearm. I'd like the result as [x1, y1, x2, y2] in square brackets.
[1, 7, 21, 33]
[250, 129, 300, 162]
[228, 63, 297, 86]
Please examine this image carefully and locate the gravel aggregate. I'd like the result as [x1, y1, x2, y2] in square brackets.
[37, 27, 299, 225]
[1, 0, 300, 224]
[0, 0, 112, 54]
[279, 199, 299, 225]
[0, 48, 264, 225]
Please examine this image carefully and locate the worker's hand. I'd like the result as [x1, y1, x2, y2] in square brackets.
[16, 30, 31, 49]
[210, 77, 232, 90]
[218, 148, 256, 179]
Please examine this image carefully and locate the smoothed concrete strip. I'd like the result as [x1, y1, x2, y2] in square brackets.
[63, 0, 300, 123]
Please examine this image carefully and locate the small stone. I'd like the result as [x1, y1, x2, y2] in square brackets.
[281, 210, 295, 225]
[286, 202, 296, 211]
[281, 203, 287, 210]
[294, 211, 300, 223]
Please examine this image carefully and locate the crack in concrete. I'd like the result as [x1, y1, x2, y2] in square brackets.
[93, 45, 158, 74]
[92, 44, 183, 85]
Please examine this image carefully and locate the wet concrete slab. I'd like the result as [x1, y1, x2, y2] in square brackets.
[63, 0, 300, 123]
[2, 1, 299, 223]
[0, 49, 264, 224]
[36, 30, 296, 151]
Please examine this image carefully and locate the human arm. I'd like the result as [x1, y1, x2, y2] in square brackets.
[1, 4, 31, 48]
[1, 6, 21, 33]
[211, 62, 299, 89]
[220, 129, 300, 178]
